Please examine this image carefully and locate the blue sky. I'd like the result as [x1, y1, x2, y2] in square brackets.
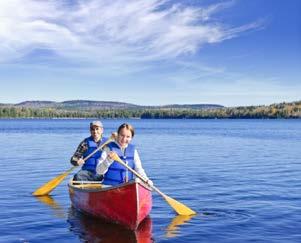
[0, 0, 300, 107]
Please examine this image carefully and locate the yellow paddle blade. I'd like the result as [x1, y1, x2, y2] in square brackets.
[163, 194, 196, 216]
[32, 167, 75, 196]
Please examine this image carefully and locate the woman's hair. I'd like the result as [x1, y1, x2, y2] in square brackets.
[117, 123, 135, 138]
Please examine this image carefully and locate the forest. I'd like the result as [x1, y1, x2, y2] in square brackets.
[1, 101, 300, 119]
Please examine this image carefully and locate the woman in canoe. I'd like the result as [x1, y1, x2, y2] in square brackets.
[96, 123, 153, 186]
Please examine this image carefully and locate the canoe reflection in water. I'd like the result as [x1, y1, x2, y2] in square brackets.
[67, 207, 154, 243]
[35, 195, 194, 242]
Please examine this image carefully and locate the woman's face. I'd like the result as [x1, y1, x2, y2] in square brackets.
[117, 128, 132, 148]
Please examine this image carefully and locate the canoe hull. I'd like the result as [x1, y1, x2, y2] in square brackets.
[68, 180, 152, 230]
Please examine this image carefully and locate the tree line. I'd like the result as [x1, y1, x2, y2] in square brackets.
[0, 101, 300, 119]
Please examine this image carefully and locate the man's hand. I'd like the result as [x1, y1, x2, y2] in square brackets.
[77, 158, 85, 166]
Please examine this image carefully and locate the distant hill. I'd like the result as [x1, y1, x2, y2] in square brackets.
[12, 100, 223, 110]
[16, 101, 57, 108]
[60, 100, 140, 110]
[161, 104, 223, 109]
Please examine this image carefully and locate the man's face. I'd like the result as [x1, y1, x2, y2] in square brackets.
[90, 126, 103, 141]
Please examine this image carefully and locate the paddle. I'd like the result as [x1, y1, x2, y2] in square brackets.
[111, 154, 196, 216]
[32, 137, 114, 196]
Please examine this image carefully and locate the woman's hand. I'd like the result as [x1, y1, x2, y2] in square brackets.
[108, 151, 118, 161]
[111, 132, 118, 140]
[146, 179, 153, 187]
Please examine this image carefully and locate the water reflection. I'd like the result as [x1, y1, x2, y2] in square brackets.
[35, 195, 66, 218]
[67, 207, 154, 243]
[35, 195, 194, 241]
[165, 214, 195, 238]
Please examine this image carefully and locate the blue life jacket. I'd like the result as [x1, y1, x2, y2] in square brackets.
[82, 136, 107, 173]
[103, 142, 135, 185]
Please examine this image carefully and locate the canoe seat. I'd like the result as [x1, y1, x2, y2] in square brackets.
[73, 184, 103, 189]
[71, 180, 104, 189]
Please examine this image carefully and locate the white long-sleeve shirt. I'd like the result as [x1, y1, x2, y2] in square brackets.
[96, 142, 149, 181]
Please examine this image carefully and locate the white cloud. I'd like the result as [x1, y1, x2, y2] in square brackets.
[0, 0, 262, 65]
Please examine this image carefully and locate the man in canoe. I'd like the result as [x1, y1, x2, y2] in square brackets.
[96, 123, 153, 186]
[71, 120, 113, 181]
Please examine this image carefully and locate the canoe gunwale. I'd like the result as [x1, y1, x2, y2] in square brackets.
[68, 178, 152, 193]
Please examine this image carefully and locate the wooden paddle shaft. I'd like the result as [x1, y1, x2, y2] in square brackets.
[83, 138, 113, 162]
[114, 156, 164, 197]
[32, 138, 114, 196]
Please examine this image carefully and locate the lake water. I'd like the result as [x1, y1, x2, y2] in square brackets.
[0, 119, 301, 242]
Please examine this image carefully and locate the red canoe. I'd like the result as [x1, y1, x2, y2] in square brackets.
[68, 179, 152, 230]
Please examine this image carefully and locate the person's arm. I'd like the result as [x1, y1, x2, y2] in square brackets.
[70, 140, 87, 166]
[134, 150, 153, 186]
[96, 147, 114, 175]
